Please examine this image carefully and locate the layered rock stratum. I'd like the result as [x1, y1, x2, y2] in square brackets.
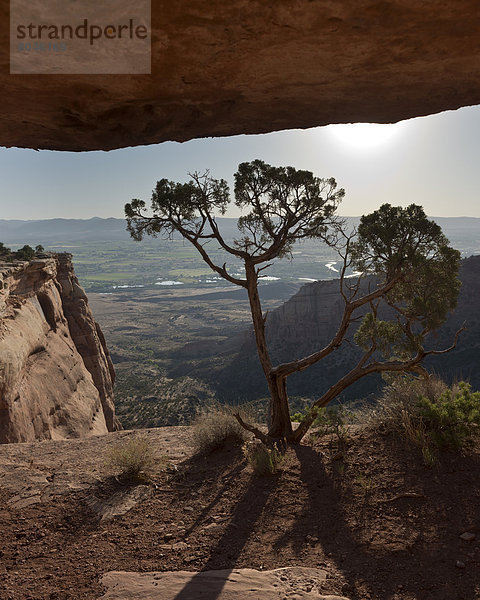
[1, 1, 480, 150]
[0, 253, 117, 443]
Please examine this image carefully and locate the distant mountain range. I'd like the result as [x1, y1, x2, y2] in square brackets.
[1, 217, 480, 256]
[0, 218, 129, 244]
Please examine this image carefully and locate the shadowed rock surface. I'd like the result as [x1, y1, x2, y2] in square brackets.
[0, 254, 117, 443]
[2, 1, 480, 150]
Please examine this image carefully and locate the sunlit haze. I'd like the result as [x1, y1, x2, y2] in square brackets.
[327, 122, 404, 149]
[1, 105, 479, 219]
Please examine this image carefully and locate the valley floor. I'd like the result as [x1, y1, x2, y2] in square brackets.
[0, 427, 479, 600]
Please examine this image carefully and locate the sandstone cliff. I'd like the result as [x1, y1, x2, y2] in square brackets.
[0, 254, 118, 443]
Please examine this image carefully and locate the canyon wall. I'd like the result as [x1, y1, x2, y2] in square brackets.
[265, 256, 480, 361]
[218, 256, 480, 402]
[0, 254, 118, 443]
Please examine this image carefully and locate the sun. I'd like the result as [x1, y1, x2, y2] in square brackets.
[327, 122, 402, 149]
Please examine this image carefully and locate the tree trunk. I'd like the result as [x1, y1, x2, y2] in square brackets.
[268, 373, 293, 439]
[245, 260, 293, 441]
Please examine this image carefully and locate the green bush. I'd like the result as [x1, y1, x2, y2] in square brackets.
[192, 406, 250, 455]
[313, 405, 353, 445]
[417, 381, 480, 451]
[0, 242, 11, 257]
[359, 375, 448, 432]
[242, 441, 284, 475]
[15, 244, 35, 261]
[364, 376, 480, 464]
[106, 435, 163, 483]
[291, 412, 304, 423]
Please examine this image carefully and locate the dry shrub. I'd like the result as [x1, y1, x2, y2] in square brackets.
[359, 375, 479, 465]
[106, 434, 164, 483]
[359, 375, 448, 434]
[192, 405, 250, 455]
[242, 440, 284, 476]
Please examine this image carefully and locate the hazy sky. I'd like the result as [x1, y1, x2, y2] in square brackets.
[1, 104, 479, 220]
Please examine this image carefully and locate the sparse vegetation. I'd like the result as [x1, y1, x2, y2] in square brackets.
[105, 434, 164, 483]
[3, 411, 480, 600]
[242, 440, 284, 475]
[0, 242, 48, 262]
[354, 473, 376, 494]
[293, 403, 354, 452]
[192, 406, 250, 454]
[361, 376, 480, 465]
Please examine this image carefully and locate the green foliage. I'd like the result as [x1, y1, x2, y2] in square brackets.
[126, 175, 230, 242]
[364, 376, 480, 465]
[315, 405, 352, 441]
[417, 381, 480, 451]
[125, 160, 344, 261]
[290, 412, 304, 423]
[105, 435, 164, 483]
[354, 314, 420, 360]
[352, 203, 450, 279]
[352, 203, 461, 331]
[234, 160, 344, 256]
[0, 242, 11, 256]
[192, 406, 249, 455]
[0, 243, 48, 262]
[242, 440, 284, 475]
[311, 405, 353, 450]
[15, 244, 35, 261]
[293, 404, 353, 447]
[351, 204, 461, 366]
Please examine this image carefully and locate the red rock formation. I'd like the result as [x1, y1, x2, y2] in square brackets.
[1, 1, 480, 151]
[0, 254, 118, 443]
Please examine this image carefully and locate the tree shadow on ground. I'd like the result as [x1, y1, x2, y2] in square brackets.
[50, 434, 480, 600]
[172, 448, 281, 600]
[274, 441, 480, 600]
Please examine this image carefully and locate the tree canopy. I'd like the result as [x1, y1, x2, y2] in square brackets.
[0, 243, 48, 261]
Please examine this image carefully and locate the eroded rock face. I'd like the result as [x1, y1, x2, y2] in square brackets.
[1, 1, 480, 151]
[0, 254, 117, 443]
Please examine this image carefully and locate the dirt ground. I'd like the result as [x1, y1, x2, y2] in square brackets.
[0, 426, 479, 600]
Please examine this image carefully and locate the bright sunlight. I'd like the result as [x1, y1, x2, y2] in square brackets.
[327, 122, 403, 149]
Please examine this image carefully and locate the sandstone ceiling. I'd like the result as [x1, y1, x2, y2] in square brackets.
[1, 1, 480, 152]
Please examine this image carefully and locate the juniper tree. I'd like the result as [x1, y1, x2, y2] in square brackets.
[125, 160, 462, 444]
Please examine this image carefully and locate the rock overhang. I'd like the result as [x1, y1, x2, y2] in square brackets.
[1, 0, 480, 151]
